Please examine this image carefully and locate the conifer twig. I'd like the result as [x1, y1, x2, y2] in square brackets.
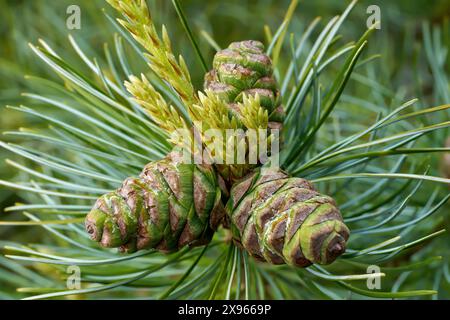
[107, 0, 199, 114]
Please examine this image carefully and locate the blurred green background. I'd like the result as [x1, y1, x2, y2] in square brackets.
[0, 0, 448, 298]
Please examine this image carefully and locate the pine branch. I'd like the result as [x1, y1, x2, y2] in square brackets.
[1, 0, 449, 301]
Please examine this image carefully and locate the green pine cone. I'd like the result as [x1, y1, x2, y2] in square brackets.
[85, 153, 226, 253]
[204, 40, 285, 129]
[226, 168, 349, 267]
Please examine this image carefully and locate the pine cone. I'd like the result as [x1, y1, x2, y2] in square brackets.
[226, 168, 349, 267]
[85, 153, 226, 253]
[204, 40, 285, 130]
